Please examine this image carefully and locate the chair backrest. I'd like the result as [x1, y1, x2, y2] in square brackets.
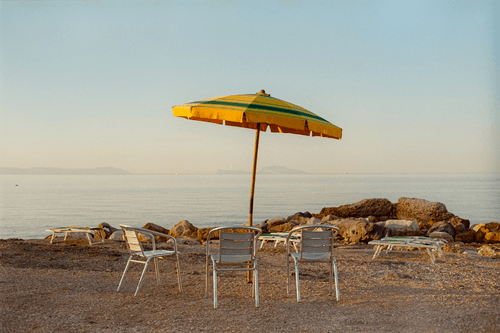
[220, 231, 254, 262]
[121, 226, 146, 257]
[287, 225, 339, 260]
[207, 226, 262, 264]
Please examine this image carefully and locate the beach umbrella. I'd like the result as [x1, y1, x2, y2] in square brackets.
[172, 90, 342, 226]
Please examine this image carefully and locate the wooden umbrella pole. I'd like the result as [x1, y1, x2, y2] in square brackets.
[248, 124, 260, 283]
[249, 124, 261, 227]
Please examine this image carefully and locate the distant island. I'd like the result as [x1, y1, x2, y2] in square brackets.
[259, 165, 308, 174]
[215, 166, 307, 175]
[0, 167, 132, 175]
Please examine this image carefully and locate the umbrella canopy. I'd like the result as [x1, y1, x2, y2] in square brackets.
[172, 90, 342, 226]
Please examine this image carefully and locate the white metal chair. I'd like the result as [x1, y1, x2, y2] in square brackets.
[286, 225, 340, 302]
[205, 226, 262, 308]
[117, 225, 182, 296]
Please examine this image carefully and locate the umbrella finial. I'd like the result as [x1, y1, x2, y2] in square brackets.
[257, 89, 270, 97]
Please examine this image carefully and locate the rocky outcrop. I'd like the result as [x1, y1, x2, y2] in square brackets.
[427, 222, 456, 239]
[473, 222, 500, 243]
[316, 198, 394, 219]
[169, 220, 198, 238]
[269, 221, 299, 233]
[484, 232, 500, 244]
[196, 227, 219, 243]
[396, 198, 454, 228]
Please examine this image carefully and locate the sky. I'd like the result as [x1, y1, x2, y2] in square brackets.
[1, 0, 498, 174]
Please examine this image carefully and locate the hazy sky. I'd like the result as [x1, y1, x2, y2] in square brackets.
[1, 1, 498, 174]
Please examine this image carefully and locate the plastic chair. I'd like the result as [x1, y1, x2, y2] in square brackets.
[286, 225, 340, 302]
[117, 225, 182, 296]
[205, 226, 262, 308]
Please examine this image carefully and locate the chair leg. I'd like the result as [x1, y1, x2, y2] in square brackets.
[334, 257, 340, 301]
[117, 257, 132, 291]
[205, 257, 210, 298]
[294, 259, 300, 302]
[176, 259, 182, 292]
[329, 259, 333, 294]
[286, 258, 290, 295]
[134, 261, 150, 296]
[213, 266, 218, 309]
[254, 267, 259, 308]
[154, 258, 160, 286]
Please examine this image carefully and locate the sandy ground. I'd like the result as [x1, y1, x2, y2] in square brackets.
[1, 237, 499, 333]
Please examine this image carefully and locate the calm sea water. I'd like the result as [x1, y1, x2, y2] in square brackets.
[0, 174, 499, 239]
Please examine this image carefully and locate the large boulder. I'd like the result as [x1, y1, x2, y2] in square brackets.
[331, 218, 391, 243]
[448, 216, 470, 230]
[380, 220, 420, 236]
[196, 227, 219, 243]
[142, 223, 170, 242]
[317, 198, 394, 219]
[109, 230, 124, 241]
[169, 220, 198, 238]
[321, 215, 339, 224]
[396, 198, 454, 228]
[427, 222, 456, 239]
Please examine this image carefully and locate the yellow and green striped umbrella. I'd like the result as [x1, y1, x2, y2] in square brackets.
[172, 90, 342, 226]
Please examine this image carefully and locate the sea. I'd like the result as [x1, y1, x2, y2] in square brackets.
[0, 174, 499, 239]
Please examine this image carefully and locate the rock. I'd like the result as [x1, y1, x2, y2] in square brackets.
[448, 216, 470, 230]
[477, 245, 496, 257]
[486, 222, 500, 232]
[142, 223, 170, 242]
[484, 232, 500, 244]
[429, 231, 454, 244]
[455, 230, 476, 243]
[330, 219, 367, 243]
[109, 230, 124, 241]
[382, 220, 420, 236]
[462, 250, 478, 255]
[286, 212, 312, 222]
[396, 198, 454, 228]
[427, 222, 456, 239]
[270, 221, 299, 233]
[305, 217, 321, 225]
[366, 216, 378, 223]
[321, 215, 339, 224]
[169, 220, 198, 238]
[267, 217, 286, 229]
[170, 236, 201, 245]
[472, 223, 486, 232]
[196, 227, 219, 243]
[98, 222, 119, 238]
[365, 223, 392, 240]
[317, 198, 393, 219]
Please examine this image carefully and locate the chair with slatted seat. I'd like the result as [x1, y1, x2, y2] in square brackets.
[286, 225, 340, 302]
[117, 225, 182, 296]
[205, 226, 262, 308]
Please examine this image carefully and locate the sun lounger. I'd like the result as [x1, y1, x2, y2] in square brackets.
[369, 236, 447, 264]
[258, 233, 300, 252]
[46, 226, 105, 246]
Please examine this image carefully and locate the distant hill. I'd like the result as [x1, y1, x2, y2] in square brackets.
[258, 166, 308, 174]
[215, 169, 250, 175]
[0, 167, 132, 175]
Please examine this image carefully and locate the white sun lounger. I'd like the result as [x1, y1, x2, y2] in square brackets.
[259, 233, 300, 252]
[369, 236, 447, 264]
[46, 226, 105, 246]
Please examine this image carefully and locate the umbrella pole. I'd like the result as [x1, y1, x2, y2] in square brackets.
[249, 124, 261, 227]
[248, 124, 260, 283]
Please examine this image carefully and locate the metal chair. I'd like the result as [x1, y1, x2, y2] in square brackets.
[117, 225, 182, 296]
[286, 225, 340, 302]
[205, 226, 262, 308]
